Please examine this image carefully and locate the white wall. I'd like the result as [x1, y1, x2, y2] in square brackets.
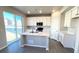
[50, 11, 61, 40]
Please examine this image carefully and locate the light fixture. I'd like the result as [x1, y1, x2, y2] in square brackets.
[39, 10, 42, 14]
[27, 11, 30, 14]
[52, 9, 55, 13]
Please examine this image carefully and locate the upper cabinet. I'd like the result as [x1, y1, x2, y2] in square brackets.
[77, 7, 79, 14]
[27, 17, 36, 26]
[71, 7, 77, 18]
[64, 6, 79, 27]
[26, 17, 51, 26]
[46, 17, 51, 26]
[71, 7, 79, 18]
[64, 10, 72, 27]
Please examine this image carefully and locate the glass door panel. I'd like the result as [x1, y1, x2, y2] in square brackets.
[15, 16, 22, 39]
[3, 12, 16, 44]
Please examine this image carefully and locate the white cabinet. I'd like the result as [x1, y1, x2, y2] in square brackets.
[71, 7, 79, 19]
[64, 7, 79, 27]
[63, 34, 75, 49]
[71, 7, 77, 18]
[27, 17, 36, 26]
[39, 17, 47, 26]
[58, 32, 64, 45]
[77, 7, 79, 14]
[59, 32, 75, 49]
[46, 17, 51, 26]
[64, 10, 72, 27]
[26, 17, 51, 26]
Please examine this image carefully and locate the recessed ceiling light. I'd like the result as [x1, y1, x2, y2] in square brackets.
[39, 10, 42, 14]
[52, 10, 55, 13]
[27, 11, 30, 14]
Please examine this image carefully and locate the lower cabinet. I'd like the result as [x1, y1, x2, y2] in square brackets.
[63, 34, 75, 49]
[59, 32, 75, 49]
[58, 32, 64, 45]
[25, 35, 48, 48]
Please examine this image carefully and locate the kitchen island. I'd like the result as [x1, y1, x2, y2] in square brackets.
[20, 32, 49, 50]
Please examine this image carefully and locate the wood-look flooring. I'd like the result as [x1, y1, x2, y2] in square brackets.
[0, 39, 74, 53]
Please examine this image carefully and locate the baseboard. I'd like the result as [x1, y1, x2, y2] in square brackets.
[7, 39, 19, 46]
[0, 40, 19, 51]
[74, 49, 78, 53]
[23, 44, 47, 48]
[50, 37, 58, 41]
[58, 41, 74, 50]
[58, 41, 64, 47]
[0, 45, 8, 51]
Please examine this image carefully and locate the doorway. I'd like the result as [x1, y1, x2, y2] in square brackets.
[3, 12, 23, 45]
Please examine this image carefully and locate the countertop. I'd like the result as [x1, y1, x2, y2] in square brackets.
[21, 32, 49, 37]
[60, 31, 75, 36]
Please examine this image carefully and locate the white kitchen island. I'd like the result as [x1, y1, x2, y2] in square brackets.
[20, 32, 49, 51]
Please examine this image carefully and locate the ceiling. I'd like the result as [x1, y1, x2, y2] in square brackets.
[13, 6, 63, 15]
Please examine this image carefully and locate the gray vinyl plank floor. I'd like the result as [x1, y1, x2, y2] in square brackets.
[0, 39, 74, 53]
[49, 40, 74, 53]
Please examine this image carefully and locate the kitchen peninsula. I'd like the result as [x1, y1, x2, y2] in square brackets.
[20, 32, 49, 50]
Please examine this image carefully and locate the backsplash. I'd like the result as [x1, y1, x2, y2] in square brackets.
[26, 26, 50, 33]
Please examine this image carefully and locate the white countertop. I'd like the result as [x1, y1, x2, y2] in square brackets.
[21, 32, 49, 37]
[61, 31, 75, 35]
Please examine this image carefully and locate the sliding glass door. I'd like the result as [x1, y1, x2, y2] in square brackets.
[3, 12, 23, 45]
[3, 12, 16, 44]
[15, 16, 22, 39]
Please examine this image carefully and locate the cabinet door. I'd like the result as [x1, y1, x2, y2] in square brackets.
[33, 17, 37, 26]
[37, 17, 46, 26]
[27, 17, 33, 26]
[63, 34, 75, 49]
[46, 17, 51, 26]
[76, 6, 79, 17]
[41, 17, 51, 26]
[71, 7, 77, 18]
[43, 17, 47, 26]
[27, 17, 36, 26]
[64, 10, 72, 27]
[77, 7, 79, 14]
